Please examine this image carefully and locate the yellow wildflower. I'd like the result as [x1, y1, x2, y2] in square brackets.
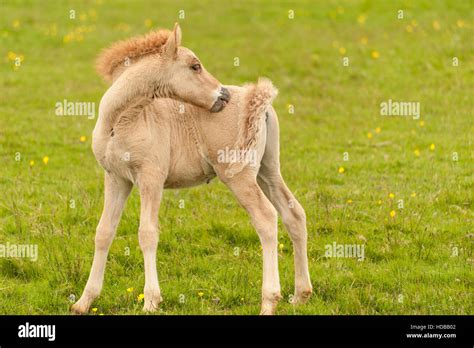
[7, 51, 16, 61]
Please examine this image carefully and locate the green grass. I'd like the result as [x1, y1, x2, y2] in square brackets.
[0, 0, 472, 315]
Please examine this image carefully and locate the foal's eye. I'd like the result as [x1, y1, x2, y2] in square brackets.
[191, 63, 201, 72]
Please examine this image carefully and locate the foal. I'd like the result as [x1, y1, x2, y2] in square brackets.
[72, 25, 312, 315]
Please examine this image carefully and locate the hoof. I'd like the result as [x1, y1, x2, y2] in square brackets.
[71, 301, 89, 315]
[293, 288, 313, 305]
[142, 294, 163, 312]
[260, 292, 282, 315]
[259, 307, 276, 315]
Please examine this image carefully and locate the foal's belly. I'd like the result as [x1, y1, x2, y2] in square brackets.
[164, 126, 217, 189]
[164, 156, 216, 189]
[164, 171, 216, 189]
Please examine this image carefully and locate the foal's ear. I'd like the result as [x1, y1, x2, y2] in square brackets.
[163, 23, 182, 60]
[173, 23, 182, 47]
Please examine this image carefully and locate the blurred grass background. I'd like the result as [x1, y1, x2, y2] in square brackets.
[0, 0, 472, 314]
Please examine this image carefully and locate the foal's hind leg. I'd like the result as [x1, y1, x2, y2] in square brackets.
[257, 108, 312, 304]
[257, 172, 312, 304]
[218, 168, 281, 315]
[72, 173, 132, 314]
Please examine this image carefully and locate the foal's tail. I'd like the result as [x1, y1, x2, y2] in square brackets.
[225, 78, 278, 177]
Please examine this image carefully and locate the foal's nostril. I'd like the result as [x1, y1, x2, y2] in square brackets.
[210, 87, 230, 113]
[219, 87, 230, 103]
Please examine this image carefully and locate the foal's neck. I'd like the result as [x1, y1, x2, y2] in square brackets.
[93, 61, 170, 138]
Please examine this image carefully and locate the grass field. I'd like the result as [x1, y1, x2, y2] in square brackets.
[0, 0, 472, 315]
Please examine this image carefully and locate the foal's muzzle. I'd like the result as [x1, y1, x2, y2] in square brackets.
[210, 87, 231, 113]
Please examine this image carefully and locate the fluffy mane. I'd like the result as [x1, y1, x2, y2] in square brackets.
[96, 29, 171, 82]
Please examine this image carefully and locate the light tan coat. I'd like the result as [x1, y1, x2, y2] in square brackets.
[72, 25, 312, 315]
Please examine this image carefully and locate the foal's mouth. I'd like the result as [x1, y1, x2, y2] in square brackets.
[210, 87, 231, 113]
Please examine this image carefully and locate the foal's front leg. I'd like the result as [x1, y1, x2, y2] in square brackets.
[137, 172, 165, 312]
[72, 173, 132, 314]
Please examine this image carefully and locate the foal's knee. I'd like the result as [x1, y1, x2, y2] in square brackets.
[291, 203, 307, 226]
[138, 226, 158, 252]
[95, 226, 115, 251]
[284, 202, 307, 242]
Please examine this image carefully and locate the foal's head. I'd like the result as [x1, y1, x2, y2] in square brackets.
[160, 24, 230, 112]
[96, 24, 230, 113]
